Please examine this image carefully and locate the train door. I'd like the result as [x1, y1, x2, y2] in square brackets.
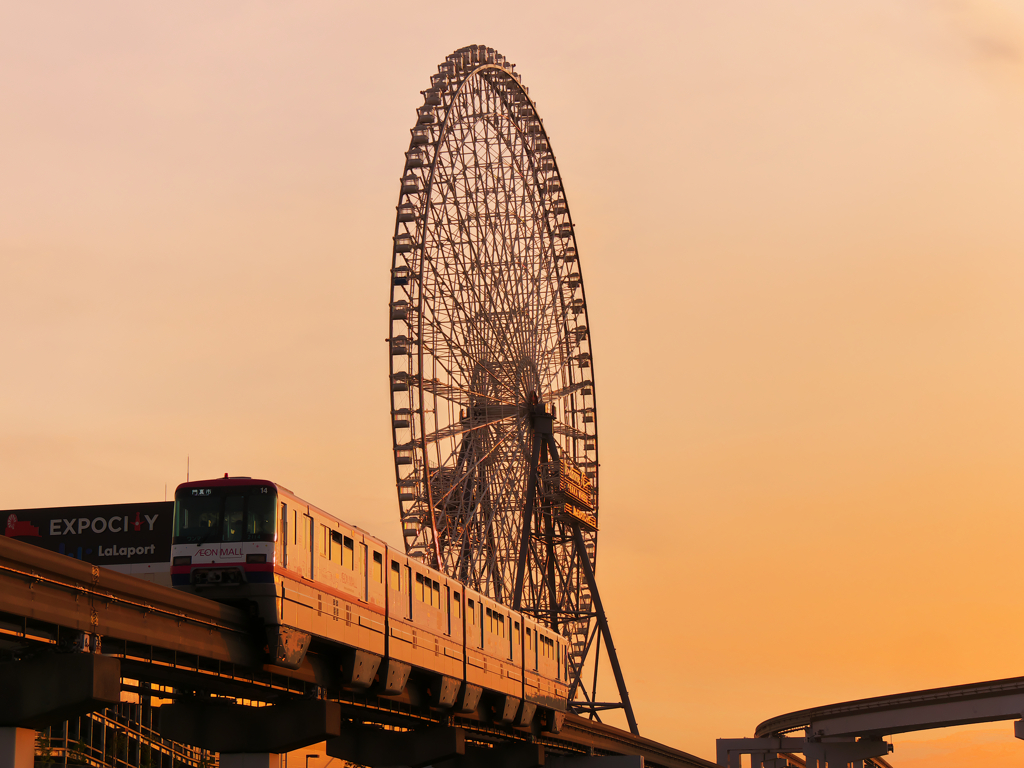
[369, 549, 384, 609]
[389, 555, 411, 622]
[467, 598, 481, 649]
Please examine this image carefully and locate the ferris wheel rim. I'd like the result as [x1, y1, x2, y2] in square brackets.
[387, 48, 601, 667]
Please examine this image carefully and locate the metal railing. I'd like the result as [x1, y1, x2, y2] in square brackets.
[35, 703, 216, 768]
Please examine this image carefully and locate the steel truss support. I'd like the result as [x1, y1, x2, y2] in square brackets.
[572, 525, 638, 736]
[512, 404, 639, 736]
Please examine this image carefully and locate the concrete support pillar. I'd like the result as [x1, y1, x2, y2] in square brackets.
[0, 728, 36, 768]
[804, 742, 824, 768]
[220, 754, 281, 768]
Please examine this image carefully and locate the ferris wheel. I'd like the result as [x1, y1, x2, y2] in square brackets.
[387, 45, 633, 730]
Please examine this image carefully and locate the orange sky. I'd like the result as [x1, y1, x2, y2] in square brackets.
[4, 1, 1024, 765]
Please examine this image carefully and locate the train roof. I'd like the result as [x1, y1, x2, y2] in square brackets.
[175, 476, 285, 492]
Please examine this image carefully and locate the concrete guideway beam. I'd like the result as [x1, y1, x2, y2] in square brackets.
[220, 755, 281, 768]
[716, 737, 889, 768]
[547, 757, 644, 768]
[158, 699, 342, 754]
[435, 741, 544, 768]
[439, 750, 644, 768]
[327, 724, 465, 768]
[0, 652, 121, 728]
[808, 692, 1024, 738]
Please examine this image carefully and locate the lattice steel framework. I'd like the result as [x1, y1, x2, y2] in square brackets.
[388, 45, 635, 731]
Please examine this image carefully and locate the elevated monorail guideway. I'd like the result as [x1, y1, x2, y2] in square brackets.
[388, 43, 637, 733]
[0, 529, 714, 768]
[719, 674, 1024, 767]
[756, 674, 1024, 739]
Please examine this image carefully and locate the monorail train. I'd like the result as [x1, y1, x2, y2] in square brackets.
[170, 476, 569, 731]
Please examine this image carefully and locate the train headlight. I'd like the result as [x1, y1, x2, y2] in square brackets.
[246, 554, 267, 564]
[173, 556, 192, 566]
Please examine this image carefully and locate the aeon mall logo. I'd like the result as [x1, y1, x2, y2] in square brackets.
[195, 546, 244, 558]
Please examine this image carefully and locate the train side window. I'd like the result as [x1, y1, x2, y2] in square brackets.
[467, 599, 475, 626]
[373, 552, 383, 583]
[390, 560, 401, 591]
[432, 580, 441, 609]
[415, 573, 425, 602]
[343, 537, 354, 569]
[453, 591, 461, 619]
[293, 510, 298, 545]
[320, 525, 330, 558]
[330, 531, 343, 564]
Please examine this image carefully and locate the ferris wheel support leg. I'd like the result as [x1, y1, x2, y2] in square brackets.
[571, 526, 640, 737]
[513, 409, 553, 612]
[512, 430, 544, 612]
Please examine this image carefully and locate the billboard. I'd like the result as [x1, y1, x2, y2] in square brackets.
[1, 501, 173, 566]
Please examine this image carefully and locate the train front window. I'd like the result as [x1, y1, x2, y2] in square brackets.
[223, 496, 244, 542]
[248, 493, 275, 538]
[173, 485, 277, 544]
[174, 494, 220, 541]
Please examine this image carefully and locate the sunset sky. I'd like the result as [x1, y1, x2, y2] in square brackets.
[4, 2, 1024, 765]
